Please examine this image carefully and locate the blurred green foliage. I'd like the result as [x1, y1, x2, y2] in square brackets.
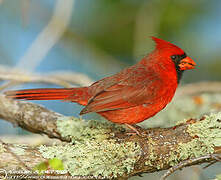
[66, 0, 213, 63]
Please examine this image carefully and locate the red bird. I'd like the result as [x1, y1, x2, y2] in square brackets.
[5, 37, 196, 132]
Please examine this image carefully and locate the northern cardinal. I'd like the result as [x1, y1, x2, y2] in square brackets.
[5, 37, 196, 132]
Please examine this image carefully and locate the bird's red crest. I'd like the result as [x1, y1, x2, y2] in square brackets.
[151, 36, 176, 49]
[151, 36, 184, 55]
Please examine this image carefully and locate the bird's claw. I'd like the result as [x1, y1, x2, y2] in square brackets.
[124, 124, 145, 137]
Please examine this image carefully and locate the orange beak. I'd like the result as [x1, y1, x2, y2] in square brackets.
[178, 56, 196, 70]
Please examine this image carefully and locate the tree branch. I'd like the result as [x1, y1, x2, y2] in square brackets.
[0, 95, 69, 141]
[0, 94, 220, 179]
[176, 81, 221, 97]
[0, 65, 93, 89]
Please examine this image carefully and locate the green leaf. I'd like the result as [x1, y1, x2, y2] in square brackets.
[216, 174, 221, 180]
[33, 161, 48, 174]
[49, 158, 64, 170]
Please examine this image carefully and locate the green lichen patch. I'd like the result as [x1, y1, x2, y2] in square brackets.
[166, 113, 221, 167]
[0, 143, 5, 153]
[144, 112, 221, 168]
[54, 116, 140, 177]
[167, 139, 213, 167]
[187, 112, 221, 147]
[56, 117, 122, 142]
[39, 140, 141, 178]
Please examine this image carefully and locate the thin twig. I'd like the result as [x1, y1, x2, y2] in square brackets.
[0, 81, 21, 91]
[160, 154, 221, 180]
[203, 154, 221, 169]
[16, 0, 75, 71]
[0, 65, 93, 90]
[0, 139, 31, 171]
[176, 81, 221, 97]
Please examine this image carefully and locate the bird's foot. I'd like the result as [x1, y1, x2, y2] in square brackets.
[124, 123, 144, 136]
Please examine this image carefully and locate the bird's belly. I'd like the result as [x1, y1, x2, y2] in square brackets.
[98, 100, 169, 124]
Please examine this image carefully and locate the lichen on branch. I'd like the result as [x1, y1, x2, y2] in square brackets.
[37, 113, 220, 178]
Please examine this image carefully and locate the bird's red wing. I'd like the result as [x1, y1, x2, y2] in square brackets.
[80, 69, 163, 115]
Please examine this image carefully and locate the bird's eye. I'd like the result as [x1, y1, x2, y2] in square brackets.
[171, 55, 177, 61]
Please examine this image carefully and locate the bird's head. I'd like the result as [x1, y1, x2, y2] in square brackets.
[151, 36, 196, 71]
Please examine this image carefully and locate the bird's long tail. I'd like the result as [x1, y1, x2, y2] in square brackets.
[4, 87, 89, 105]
